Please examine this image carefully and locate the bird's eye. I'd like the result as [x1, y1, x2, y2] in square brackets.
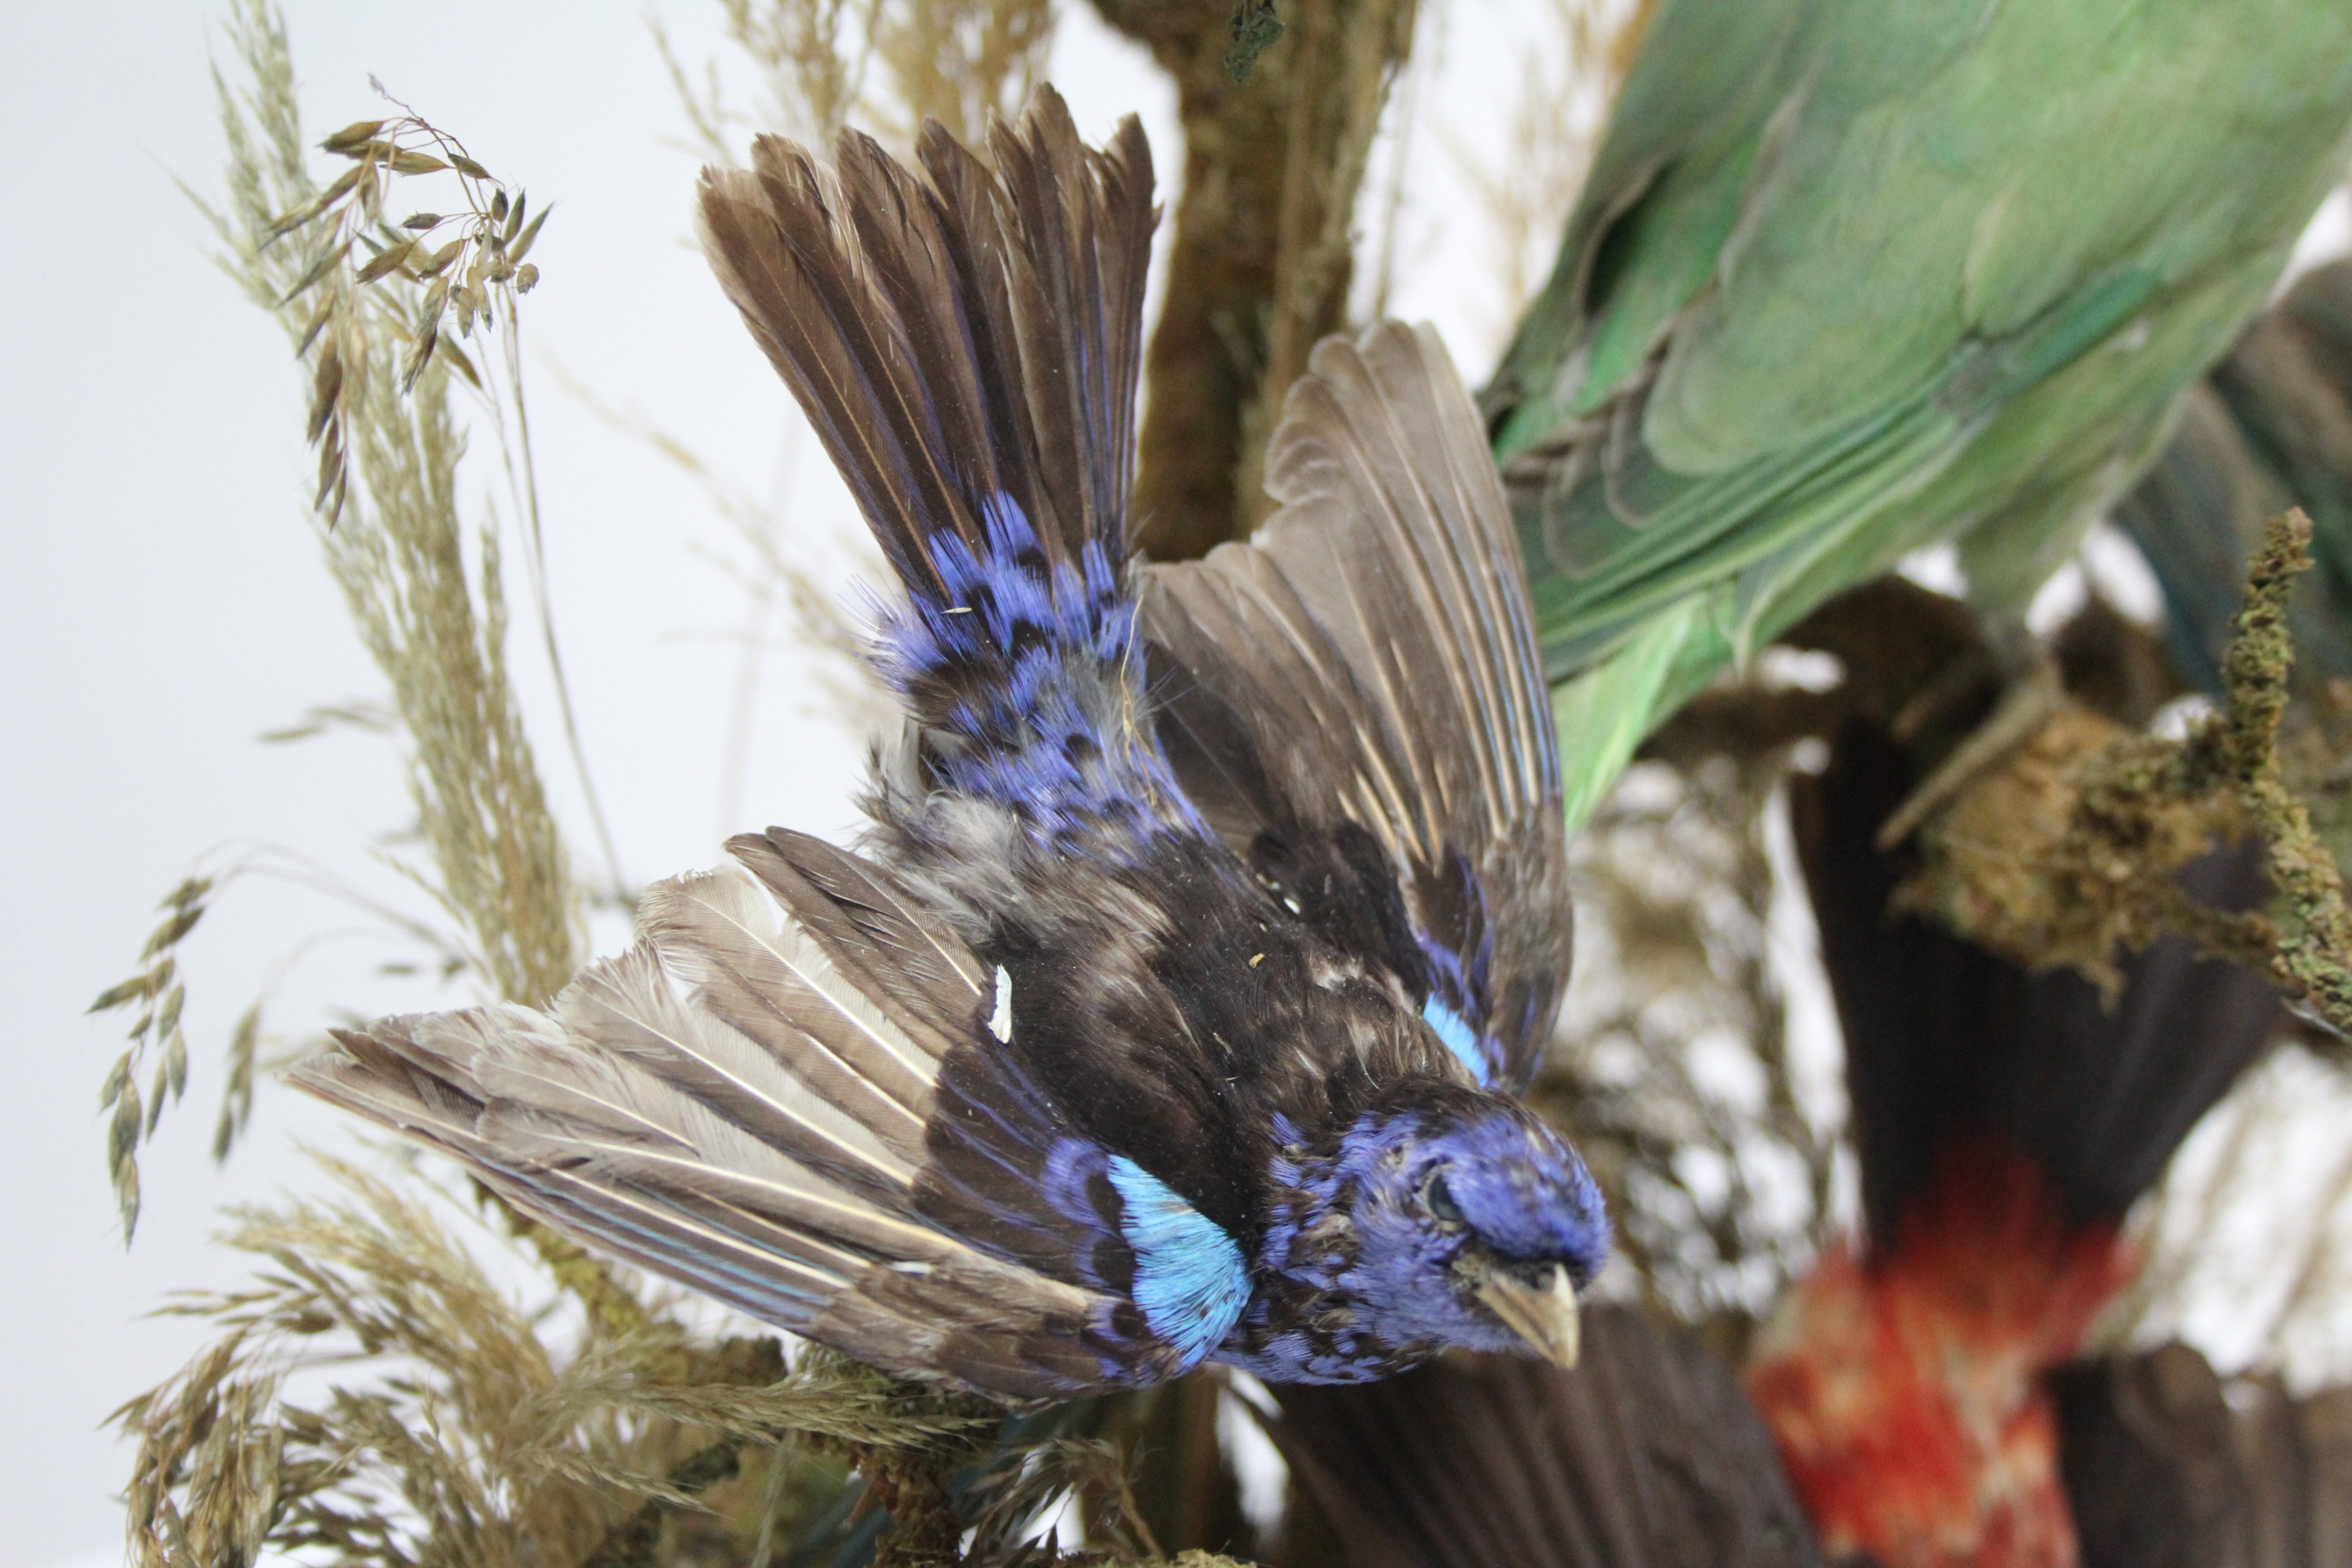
[1425, 1171, 1464, 1226]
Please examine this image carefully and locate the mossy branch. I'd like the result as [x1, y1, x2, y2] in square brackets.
[1912, 511, 2352, 1028]
[2204, 511, 2352, 1024]
[2064, 511, 2352, 1026]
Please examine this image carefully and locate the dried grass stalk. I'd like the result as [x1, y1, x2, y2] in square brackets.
[113, 1155, 965, 1568]
[659, 0, 878, 157]
[195, 4, 585, 1010]
[662, 0, 1056, 162]
[870, 0, 1055, 147]
[91, 0, 603, 1226]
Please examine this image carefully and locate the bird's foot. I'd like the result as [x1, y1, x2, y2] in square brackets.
[1875, 660, 2067, 851]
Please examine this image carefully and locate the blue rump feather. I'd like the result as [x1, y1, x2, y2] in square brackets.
[877, 492, 1200, 842]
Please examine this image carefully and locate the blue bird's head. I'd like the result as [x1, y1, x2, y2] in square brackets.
[1334, 1088, 1609, 1366]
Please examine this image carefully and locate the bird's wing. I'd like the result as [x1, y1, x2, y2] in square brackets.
[1483, 0, 2352, 825]
[290, 829, 1233, 1401]
[1270, 1309, 1825, 1568]
[2120, 258, 2352, 695]
[1140, 322, 1573, 1093]
[2056, 1343, 2352, 1566]
[1482, 0, 1811, 462]
[1494, 0, 2352, 516]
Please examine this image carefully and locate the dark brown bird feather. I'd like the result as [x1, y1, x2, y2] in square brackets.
[2057, 1341, 2352, 1568]
[1143, 323, 1575, 1090]
[1271, 1308, 1825, 1568]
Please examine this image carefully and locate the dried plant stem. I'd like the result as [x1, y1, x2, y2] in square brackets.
[703, 0, 878, 149]
[665, 0, 1057, 163]
[871, 0, 1055, 148]
[195, 0, 637, 1334]
[114, 1157, 960, 1568]
[493, 315, 632, 903]
[582, 1440, 747, 1568]
[1095, 1375, 1244, 1556]
[190, 0, 584, 1009]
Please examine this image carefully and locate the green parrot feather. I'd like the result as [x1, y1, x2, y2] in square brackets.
[1484, 0, 2352, 828]
[2119, 258, 2352, 695]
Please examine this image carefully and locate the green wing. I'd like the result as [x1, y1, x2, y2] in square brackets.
[1486, 0, 2352, 826]
[2119, 259, 2352, 695]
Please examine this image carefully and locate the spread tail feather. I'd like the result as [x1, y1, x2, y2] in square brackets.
[699, 91, 1171, 822]
[1793, 718, 2282, 1241]
[695, 88, 1153, 603]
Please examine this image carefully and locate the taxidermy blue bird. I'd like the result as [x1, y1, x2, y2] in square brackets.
[291, 89, 1602, 1402]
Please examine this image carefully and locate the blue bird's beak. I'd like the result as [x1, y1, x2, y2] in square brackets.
[1473, 1261, 1582, 1368]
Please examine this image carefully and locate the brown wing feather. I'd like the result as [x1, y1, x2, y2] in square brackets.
[289, 837, 1135, 1402]
[1271, 1308, 1826, 1568]
[2056, 1342, 2352, 1568]
[1142, 322, 1573, 1086]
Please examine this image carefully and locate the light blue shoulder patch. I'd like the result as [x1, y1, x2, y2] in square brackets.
[1105, 1156, 1250, 1367]
[1421, 995, 1493, 1085]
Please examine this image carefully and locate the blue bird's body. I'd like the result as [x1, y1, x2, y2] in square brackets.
[294, 91, 1602, 1399]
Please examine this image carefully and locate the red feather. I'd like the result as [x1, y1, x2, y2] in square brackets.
[1747, 1145, 2134, 1568]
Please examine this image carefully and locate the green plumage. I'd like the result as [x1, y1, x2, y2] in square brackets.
[1485, 0, 2352, 826]
[2119, 259, 2352, 695]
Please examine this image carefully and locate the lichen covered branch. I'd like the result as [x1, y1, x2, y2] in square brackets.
[1909, 511, 2352, 1029]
